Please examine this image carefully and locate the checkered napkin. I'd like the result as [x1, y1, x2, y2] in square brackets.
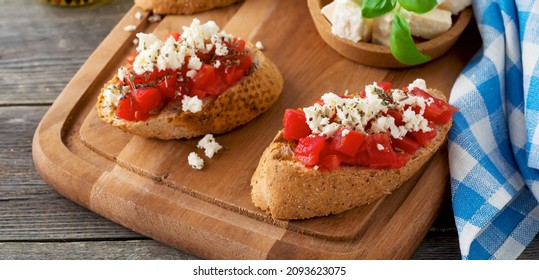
[448, 0, 539, 259]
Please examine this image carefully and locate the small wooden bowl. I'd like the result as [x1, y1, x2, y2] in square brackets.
[307, 0, 473, 68]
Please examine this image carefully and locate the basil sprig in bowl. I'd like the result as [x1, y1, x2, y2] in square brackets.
[308, 0, 473, 68]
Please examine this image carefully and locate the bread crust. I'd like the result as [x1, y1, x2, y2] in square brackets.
[251, 89, 452, 220]
[134, 0, 242, 15]
[96, 45, 283, 140]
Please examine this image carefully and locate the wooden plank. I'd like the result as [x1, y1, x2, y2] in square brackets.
[32, 0, 481, 259]
[0, 106, 140, 241]
[0, 0, 133, 105]
[0, 240, 199, 260]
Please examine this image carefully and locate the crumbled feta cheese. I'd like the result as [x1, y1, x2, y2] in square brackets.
[407, 78, 428, 92]
[187, 56, 202, 70]
[186, 70, 197, 78]
[134, 11, 142, 20]
[341, 129, 350, 137]
[148, 14, 162, 23]
[301, 80, 435, 139]
[123, 24, 137, 32]
[214, 60, 221, 68]
[376, 144, 385, 151]
[182, 95, 203, 113]
[131, 19, 232, 76]
[117, 66, 129, 82]
[188, 152, 204, 170]
[197, 134, 223, 158]
[255, 41, 265, 50]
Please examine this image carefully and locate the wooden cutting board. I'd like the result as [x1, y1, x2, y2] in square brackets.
[32, 0, 478, 259]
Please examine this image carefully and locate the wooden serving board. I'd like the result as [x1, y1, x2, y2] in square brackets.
[32, 0, 478, 259]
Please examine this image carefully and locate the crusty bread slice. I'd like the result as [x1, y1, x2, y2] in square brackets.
[251, 89, 452, 220]
[134, 0, 242, 15]
[96, 45, 283, 140]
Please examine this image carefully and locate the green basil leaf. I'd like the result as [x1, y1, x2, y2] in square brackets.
[390, 12, 431, 65]
[361, 0, 397, 18]
[397, 0, 437, 14]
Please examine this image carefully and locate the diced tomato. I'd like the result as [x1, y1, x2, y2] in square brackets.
[294, 135, 327, 166]
[386, 108, 404, 126]
[126, 52, 138, 65]
[329, 129, 365, 157]
[131, 87, 163, 113]
[366, 133, 396, 169]
[192, 64, 217, 90]
[411, 87, 458, 125]
[434, 104, 458, 125]
[319, 154, 341, 171]
[391, 152, 410, 169]
[391, 134, 421, 154]
[231, 38, 246, 49]
[283, 109, 312, 140]
[132, 70, 158, 86]
[378, 81, 392, 92]
[411, 121, 437, 147]
[224, 55, 251, 86]
[164, 32, 181, 41]
[156, 71, 177, 100]
[116, 97, 137, 121]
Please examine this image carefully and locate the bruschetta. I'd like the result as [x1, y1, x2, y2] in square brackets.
[96, 18, 283, 139]
[251, 79, 457, 220]
[134, 0, 242, 15]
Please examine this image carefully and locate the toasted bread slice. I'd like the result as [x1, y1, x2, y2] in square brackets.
[96, 45, 284, 139]
[134, 0, 242, 15]
[251, 89, 452, 220]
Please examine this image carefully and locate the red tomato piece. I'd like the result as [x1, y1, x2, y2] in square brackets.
[192, 64, 216, 90]
[378, 81, 392, 92]
[126, 52, 138, 65]
[330, 129, 365, 157]
[391, 152, 410, 169]
[132, 70, 158, 86]
[116, 97, 136, 121]
[386, 108, 404, 126]
[283, 109, 312, 140]
[157, 71, 177, 100]
[131, 87, 163, 113]
[411, 121, 437, 147]
[164, 32, 181, 41]
[366, 133, 396, 169]
[411, 87, 458, 125]
[391, 134, 421, 154]
[319, 154, 341, 171]
[294, 135, 327, 166]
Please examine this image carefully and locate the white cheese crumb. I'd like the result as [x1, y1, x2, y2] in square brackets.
[188, 152, 204, 170]
[407, 78, 428, 92]
[186, 70, 197, 78]
[341, 129, 350, 137]
[131, 19, 233, 76]
[197, 134, 223, 158]
[213, 60, 221, 68]
[255, 41, 265, 50]
[301, 80, 435, 139]
[182, 95, 203, 113]
[376, 143, 385, 151]
[134, 11, 142, 20]
[148, 14, 162, 23]
[313, 165, 320, 170]
[123, 24, 137, 32]
[132, 38, 139, 45]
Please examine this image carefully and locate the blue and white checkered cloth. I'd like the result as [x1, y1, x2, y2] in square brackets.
[448, 0, 539, 259]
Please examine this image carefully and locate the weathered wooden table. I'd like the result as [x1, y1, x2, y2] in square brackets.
[1, 0, 538, 259]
